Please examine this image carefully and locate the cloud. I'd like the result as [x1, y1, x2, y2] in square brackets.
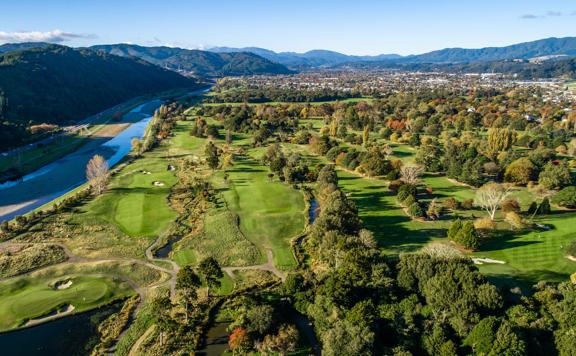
[0, 30, 96, 44]
[520, 14, 540, 19]
[520, 10, 576, 19]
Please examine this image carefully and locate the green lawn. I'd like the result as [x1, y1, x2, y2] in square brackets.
[475, 211, 576, 287]
[213, 149, 305, 270]
[0, 273, 133, 331]
[78, 121, 210, 238]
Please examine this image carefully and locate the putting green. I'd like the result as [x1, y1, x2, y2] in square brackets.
[81, 120, 207, 238]
[0, 274, 133, 331]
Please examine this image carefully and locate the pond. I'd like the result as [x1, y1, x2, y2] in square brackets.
[0, 305, 119, 356]
[196, 321, 230, 356]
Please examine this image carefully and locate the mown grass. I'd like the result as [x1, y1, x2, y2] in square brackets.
[0, 273, 133, 331]
[212, 149, 305, 271]
[475, 211, 576, 285]
[81, 148, 177, 237]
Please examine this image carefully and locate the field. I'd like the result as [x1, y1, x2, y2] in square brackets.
[0, 272, 133, 331]
[81, 149, 177, 238]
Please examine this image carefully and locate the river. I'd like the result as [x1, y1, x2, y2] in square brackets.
[0, 100, 161, 223]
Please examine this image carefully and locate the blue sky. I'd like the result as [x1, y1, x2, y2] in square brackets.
[0, 0, 575, 55]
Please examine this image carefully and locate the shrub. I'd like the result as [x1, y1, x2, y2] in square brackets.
[461, 199, 474, 210]
[408, 202, 425, 218]
[443, 197, 460, 210]
[474, 218, 496, 231]
[388, 179, 404, 193]
[537, 197, 551, 215]
[448, 220, 479, 250]
[505, 212, 526, 230]
[552, 186, 576, 208]
[501, 199, 521, 213]
[398, 184, 418, 199]
[527, 201, 538, 215]
[402, 195, 416, 207]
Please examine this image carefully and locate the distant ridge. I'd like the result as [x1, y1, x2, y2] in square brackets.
[91, 44, 293, 76]
[209, 37, 576, 67]
[208, 46, 402, 67]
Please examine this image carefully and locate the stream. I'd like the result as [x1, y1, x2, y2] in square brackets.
[308, 197, 319, 224]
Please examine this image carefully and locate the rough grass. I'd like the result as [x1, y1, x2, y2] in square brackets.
[0, 244, 67, 278]
[173, 207, 262, 267]
[0, 273, 133, 331]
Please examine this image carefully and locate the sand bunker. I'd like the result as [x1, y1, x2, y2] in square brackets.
[472, 257, 506, 265]
[153, 181, 165, 187]
[55, 279, 73, 290]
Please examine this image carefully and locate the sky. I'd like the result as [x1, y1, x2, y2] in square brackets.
[0, 0, 575, 55]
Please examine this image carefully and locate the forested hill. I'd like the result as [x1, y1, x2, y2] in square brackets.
[0, 44, 198, 150]
[339, 57, 576, 79]
[91, 44, 293, 76]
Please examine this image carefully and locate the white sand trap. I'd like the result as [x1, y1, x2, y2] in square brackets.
[56, 280, 73, 290]
[567, 255, 576, 262]
[472, 257, 506, 265]
[153, 181, 165, 187]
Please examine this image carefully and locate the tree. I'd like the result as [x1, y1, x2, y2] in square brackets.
[229, 327, 251, 353]
[130, 138, 141, 156]
[86, 154, 109, 196]
[504, 157, 537, 185]
[400, 164, 425, 185]
[176, 266, 201, 322]
[198, 257, 223, 298]
[259, 324, 299, 356]
[205, 141, 220, 170]
[362, 125, 370, 146]
[538, 161, 572, 189]
[474, 183, 510, 220]
[226, 129, 233, 145]
[486, 128, 514, 159]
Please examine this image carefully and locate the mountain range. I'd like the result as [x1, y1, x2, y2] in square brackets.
[208, 47, 402, 67]
[208, 37, 576, 68]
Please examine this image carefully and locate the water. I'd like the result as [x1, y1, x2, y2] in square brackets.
[0, 101, 160, 223]
[308, 198, 319, 224]
[196, 322, 230, 356]
[0, 116, 152, 191]
[154, 235, 184, 258]
[0, 305, 119, 356]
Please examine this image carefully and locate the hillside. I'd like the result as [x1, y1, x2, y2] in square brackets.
[0, 45, 198, 150]
[91, 44, 293, 76]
